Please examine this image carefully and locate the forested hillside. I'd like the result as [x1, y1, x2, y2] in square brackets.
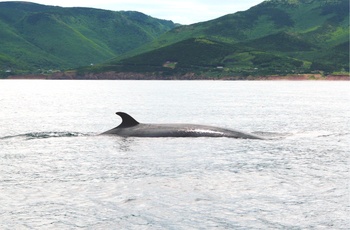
[1, 0, 348, 79]
[0, 1, 176, 76]
[90, 0, 348, 77]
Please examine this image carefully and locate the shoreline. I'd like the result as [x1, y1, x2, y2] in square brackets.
[4, 72, 350, 81]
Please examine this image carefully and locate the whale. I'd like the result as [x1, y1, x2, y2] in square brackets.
[101, 112, 265, 139]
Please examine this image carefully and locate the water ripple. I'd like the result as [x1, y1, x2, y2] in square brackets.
[0, 132, 91, 140]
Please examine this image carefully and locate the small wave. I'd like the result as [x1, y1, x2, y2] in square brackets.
[282, 131, 350, 139]
[252, 131, 291, 139]
[318, 132, 350, 138]
[0, 132, 90, 140]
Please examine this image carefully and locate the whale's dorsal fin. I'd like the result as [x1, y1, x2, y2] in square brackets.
[116, 112, 139, 128]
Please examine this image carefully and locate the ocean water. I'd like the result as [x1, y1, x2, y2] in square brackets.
[0, 80, 349, 229]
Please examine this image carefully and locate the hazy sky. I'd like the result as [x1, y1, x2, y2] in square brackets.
[2, 0, 265, 24]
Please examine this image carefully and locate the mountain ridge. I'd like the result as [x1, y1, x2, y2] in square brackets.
[85, 0, 348, 77]
[0, 1, 177, 76]
[1, 0, 349, 79]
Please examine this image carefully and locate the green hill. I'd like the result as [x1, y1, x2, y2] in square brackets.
[148, 0, 349, 47]
[1, 0, 348, 78]
[92, 0, 348, 77]
[0, 1, 176, 76]
[90, 38, 305, 77]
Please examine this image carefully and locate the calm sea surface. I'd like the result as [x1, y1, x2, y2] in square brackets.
[0, 80, 349, 229]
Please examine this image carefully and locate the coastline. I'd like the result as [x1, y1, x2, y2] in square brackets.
[4, 72, 350, 80]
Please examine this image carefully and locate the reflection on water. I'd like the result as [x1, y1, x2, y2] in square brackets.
[114, 137, 136, 152]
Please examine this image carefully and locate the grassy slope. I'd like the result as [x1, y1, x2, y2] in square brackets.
[90, 38, 304, 78]
[0, 2, 176, 73]
[99, 0, 348, 76]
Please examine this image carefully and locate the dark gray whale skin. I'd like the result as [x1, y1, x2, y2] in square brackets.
[101, 112, 264, 139]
